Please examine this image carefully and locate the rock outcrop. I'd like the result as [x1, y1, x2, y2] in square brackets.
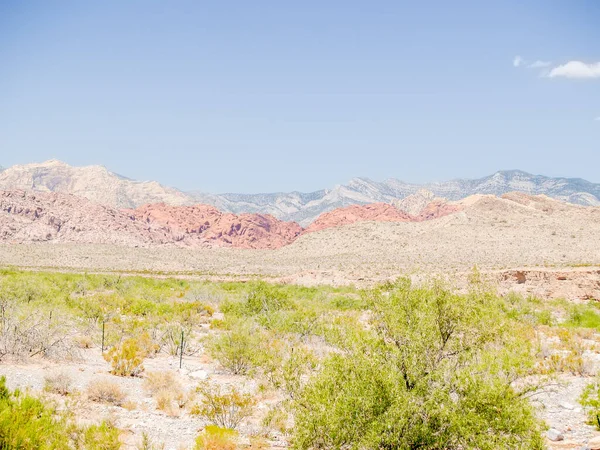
[0, 190, 301, 249]
[2, 161, 599, 225]
[128, 203, 302, 249]
[303, 203, 414, 234]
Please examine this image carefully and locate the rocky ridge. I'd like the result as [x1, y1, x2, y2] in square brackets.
[0, 160, 192, 209]
[2, 161, 600, 225]
[128, 203, 302, 249]
[0, 189, 464, 249]
[0, 191, 302, 249]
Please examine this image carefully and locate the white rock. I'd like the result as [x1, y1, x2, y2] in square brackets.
[589, 436, 600, 449]
[189, 369, 209, 380]
[560, 401, 575, 410]
[547, 428, 564, 441]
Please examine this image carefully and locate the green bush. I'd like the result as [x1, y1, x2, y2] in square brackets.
[206, 319, 262, 375]
[0, 376, 74, 449]
[222, 282, 292, 317]
[81, 421, 121, 450]
[191, 383, 256, 430]
[566, 304, 600, 329]
[579, 377, 600, 429]
[104, 338, 145, 377]
[291, 279, 545, 450]
[194, 425, 237, 450]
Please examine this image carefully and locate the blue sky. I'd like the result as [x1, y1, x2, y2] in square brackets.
[0, 1, 598, 192]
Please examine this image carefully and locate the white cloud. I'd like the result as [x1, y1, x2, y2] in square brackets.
[595, 116, 600, 121]
[547, 61, 600, 79]
[513, 56, 523, 67]
[528, 60, 551, 69]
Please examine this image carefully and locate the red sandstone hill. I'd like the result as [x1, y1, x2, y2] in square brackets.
[0, 189, 465, 249]
[304, 203, 413, 234]
[303, 201, 461, 234]
[0, 190, 166, 246]
[0, 190, 301, 249]
[128, 203, 302, 249]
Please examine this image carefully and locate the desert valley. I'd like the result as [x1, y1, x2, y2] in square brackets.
[0, 160, 599, 449]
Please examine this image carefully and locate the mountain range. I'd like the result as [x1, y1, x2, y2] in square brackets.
[1, 160, 599, 225]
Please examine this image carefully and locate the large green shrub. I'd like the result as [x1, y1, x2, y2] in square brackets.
[291, 279, 545, 450]
[206, 319, 263, 375]
[0, 376, 74, 449]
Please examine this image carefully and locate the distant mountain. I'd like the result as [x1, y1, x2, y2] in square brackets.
[0, 190, 301, 249]
[0, 160, 193, 209]
[1, 161, 599, 225]
[192, 171, 600, 225]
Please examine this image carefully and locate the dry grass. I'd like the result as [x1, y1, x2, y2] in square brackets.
[44, 371, 73, 396]
[144, 371, 191, 415]
[87, 378, 126, 406]
[143, 371, 180, 395]
[74, 335, 94, 349]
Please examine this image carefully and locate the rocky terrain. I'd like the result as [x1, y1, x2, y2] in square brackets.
[0, 188, 474, 249]
[0, 190, 302, 250]
[0, 160, 192, 209]
[0, 192, 598, 291]
[128, 203, 302, 249]
[192, 170, 600, 224]
[2, 161, 599, 225]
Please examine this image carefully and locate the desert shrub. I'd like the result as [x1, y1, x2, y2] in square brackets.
[535, 309, 554, 326]
[104, 338, 145, 376]
[44, 371, 74, 396]
[566, 304, 600, 329]
[144, 371, 190, 414]
[87, 379, 126, 406]
[137, 332, 160, 357]
[222, 282, 292, 317]
[580, 377, 600, 429]
[292, 279, 545, 450]
[260, 343, 316, 399]
[191, 383, 256, 430]
[143, 371, 181, 395]
[75, 334, 94, 349]
[206, 319, 263, 375]
[262, 405, 290, 435]
[137, 432, 165, 450]
[194, 425, 237, 450]
[0, 302, 76, 361]
[0, 375, 75, 449]
[81, 421, 122, 450]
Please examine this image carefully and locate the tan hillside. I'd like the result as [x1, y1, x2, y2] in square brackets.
[0, 192, 598, 289]
[0, 160, 193, 208]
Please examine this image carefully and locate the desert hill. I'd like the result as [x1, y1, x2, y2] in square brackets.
[1, 189, 599, 283]
[0, 160, 193, 209]
[0, 188, 459, 249]
[0, 190, 301, 249]
[128, 203, 302, 249]
[2, 161, 599, 225]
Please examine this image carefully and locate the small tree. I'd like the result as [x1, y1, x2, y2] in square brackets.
[206, 319, 262, 375]
[292, 279, 545, 450]
[192, 383, 256, 430]
[104, 338, 145, 377]
[579, 377, 600, 429]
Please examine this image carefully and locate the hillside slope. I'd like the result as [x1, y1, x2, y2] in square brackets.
[2, 161, 599, 225]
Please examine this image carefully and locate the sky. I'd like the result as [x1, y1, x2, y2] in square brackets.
[0, 1, 599, 193]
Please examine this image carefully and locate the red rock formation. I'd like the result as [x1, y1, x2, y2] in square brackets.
[128, 203, 302, 249]
[0, 190, 166, 245]
[0, 190, 462, 249]
[303, 201, 462, 234]
[303, 203, 413, 234]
